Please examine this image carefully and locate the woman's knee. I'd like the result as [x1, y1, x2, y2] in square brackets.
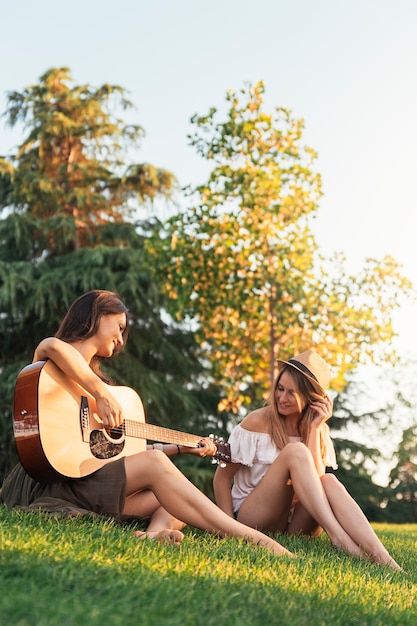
[280, 441, 311, 463]
[321, 472, 346, 493]
[125, 448, 172, 483]
[127, 448, 164, 467]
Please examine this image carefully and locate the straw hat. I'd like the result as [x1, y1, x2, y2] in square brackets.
[277, 349, 331, 395]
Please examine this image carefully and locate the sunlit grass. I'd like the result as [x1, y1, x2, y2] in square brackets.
[1, 506, 416, 626]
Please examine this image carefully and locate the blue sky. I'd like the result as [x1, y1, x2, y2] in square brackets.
[1, 0, 416, 362]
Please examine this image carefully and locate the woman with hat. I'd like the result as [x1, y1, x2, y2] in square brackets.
[213, 349, 402, 570]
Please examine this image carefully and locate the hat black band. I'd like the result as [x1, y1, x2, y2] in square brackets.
[288, 359, 318, 382]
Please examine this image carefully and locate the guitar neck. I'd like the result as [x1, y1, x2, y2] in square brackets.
[13, 359, 231, 482]
[124, 419, 201, 448]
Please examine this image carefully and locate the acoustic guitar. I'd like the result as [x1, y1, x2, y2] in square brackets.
[13, 360, 231, 483]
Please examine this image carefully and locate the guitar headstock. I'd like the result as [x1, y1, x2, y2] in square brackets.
[209, 434, 231, 467]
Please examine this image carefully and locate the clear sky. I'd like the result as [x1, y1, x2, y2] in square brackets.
[1, 0, 416, 361]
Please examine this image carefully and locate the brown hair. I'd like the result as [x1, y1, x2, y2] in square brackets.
[55, 290, 129, 381]
[266, 364, 328, 461]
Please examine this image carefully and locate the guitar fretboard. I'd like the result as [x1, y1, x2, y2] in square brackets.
[124, 419, 201, 447]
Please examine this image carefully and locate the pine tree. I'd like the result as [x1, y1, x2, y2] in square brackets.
[0, 68, 217, 478]
[385, 425, 417, 522]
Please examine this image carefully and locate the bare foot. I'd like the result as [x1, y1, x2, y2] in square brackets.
[376, 556, 403, 572]
[274, 545, 296, 558]
[255, 535, 296, 558]
[133, 529, 184, 546]
[329, 532, 365, 559]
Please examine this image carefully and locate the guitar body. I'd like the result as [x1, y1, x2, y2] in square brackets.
[14, 360, 146, 483]
[13, 360, 231, 483]
[13, 361, 231, 483]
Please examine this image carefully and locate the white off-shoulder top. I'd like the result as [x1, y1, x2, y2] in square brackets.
[229, 424, 338, 512]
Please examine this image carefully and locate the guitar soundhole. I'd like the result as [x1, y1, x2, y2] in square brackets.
[90, 430, 125, 459]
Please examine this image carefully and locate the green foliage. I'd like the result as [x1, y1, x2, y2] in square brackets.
[384, 424, 417, 522]
[0, 507, 415, 626]
[0, 67, 176, 254]
[329, 379, 417, 522]
[151, 81, 414, 414]
[0, 68, 217, 479]
[1, 69, 415, 523]
[390, 424, 417, 489]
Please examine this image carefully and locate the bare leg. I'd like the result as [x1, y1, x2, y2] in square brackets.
[124, 450, 294, 557]
[144, 506, 185, 544]
[145, 506, 185, 534]
[287, 501, 323, 537]
[238, 442, 364, 558]
[123, 488, 185, 545]
[237, 443, 401, 571]
[321, 474, 402, 570]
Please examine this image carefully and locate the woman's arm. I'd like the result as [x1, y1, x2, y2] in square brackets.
[213, 461, 241, 517]
[306, 394, 334, 476]
[146, 438, 217, 458]
[34, 337, 123, 428]
[306, 425, 326, 476]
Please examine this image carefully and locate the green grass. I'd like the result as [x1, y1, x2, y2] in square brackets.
[1, 505, 416, 626]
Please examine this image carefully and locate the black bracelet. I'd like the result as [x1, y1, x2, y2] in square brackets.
[176, 444, 181, 455]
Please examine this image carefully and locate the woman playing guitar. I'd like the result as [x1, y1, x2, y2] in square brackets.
[2, 289, 295, 555]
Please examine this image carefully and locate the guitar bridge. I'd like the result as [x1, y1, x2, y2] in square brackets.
[80, 396, 90, 443]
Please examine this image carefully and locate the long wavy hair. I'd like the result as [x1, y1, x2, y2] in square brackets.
[265, 364, 328, 461]
[55, 290, 129, 382]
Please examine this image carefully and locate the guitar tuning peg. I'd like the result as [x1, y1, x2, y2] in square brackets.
[211, 457, 218, 465]
[219, 461, 227, 469]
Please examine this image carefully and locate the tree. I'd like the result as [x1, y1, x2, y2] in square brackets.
[326, 362, 417, 522]
[385, 424, 417, 522]
[0, 68, 219, 480]
[150, 81, 414, 414]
